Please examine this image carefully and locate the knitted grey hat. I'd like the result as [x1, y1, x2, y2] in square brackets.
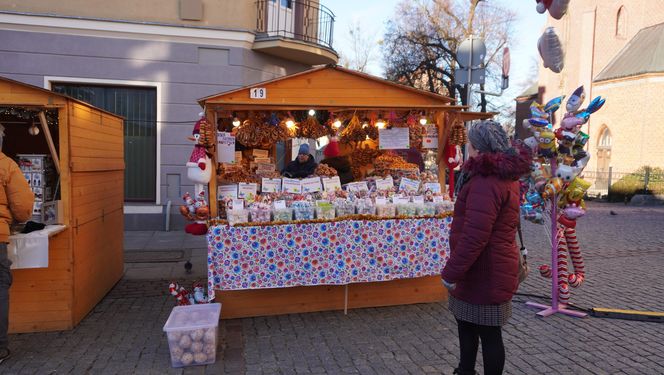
[467, 120, 510, 153]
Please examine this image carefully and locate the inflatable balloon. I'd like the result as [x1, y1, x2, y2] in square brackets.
[566, 86, 585, 113]
[548, 0, 570, 20]
[538, 27, 565, 73]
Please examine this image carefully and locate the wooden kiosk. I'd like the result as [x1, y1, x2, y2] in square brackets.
[198, 66, 492, 318]
[0, 77, 124, 333]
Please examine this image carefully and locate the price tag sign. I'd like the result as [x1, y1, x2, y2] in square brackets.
[399, 177, 420, 193]
[412, 196, 425, 204]
[322, 176, 342, 192]
[347, 181, 369, 192]
[238, 183, 258, 199]
[393, 196, 410, 205]
[218, 185, 238, 199]
[301, 177, 323, 193]
[375, 197, 388, 205]
[274, 200, 287, 210]
[424, 182, 441, 193]
[261, 178, 282, 193]
[250, 87, 267, 99]
[433, 196, 445, 203]
[375, 176, 394, 191]
[282, 178, 302, 194]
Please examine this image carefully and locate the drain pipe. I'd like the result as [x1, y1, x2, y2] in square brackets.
[164, 200, 172, 232]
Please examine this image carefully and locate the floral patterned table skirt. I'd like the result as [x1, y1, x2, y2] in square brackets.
[206, 217, 452, 300]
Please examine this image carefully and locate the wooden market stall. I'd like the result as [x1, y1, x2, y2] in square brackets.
[197, 65, 492, 319]
[0, 76, 124, 333]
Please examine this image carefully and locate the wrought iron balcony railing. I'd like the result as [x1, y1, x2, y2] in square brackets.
[256, 0, 335, 50]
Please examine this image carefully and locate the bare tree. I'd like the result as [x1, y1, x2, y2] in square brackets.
[382, 0, 516, 110]
[338, 20, 380, 73]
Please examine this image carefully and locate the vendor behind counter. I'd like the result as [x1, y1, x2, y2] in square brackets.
[282, 144, 317, 178]
[320, 138, 353, 185]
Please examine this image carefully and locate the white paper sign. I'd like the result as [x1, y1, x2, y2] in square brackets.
[217, 132, 236, 163]
[274, 200, 287, 209]
[399, 177, 420, 192]
[375, 176, 394, 191]
[346, 181, 369, 192]
[230, 198, 244, 211]
[261, 178, 282, 193]
[218, 185, 238, 199]
[282, 178, 302, 194]
[322, 176, 342, 192]
[375, 197, 388, 205]
[301, 177, 323, 193]
[424, 182, 442, 193]
[422, 125, 439, 149]
[412, 196, 425, 204]
[238, 183, 258, 199]
[379, 128, 410, 150]
[433, 196, 445, 203]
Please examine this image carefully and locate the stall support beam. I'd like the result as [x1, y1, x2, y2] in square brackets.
[208, 108, 219, 218]
[38, 111, 60, 175]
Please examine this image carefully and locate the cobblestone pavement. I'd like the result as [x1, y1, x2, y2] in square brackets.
[3, 202, 664, 374]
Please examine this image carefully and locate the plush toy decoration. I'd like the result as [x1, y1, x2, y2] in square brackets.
[186, 114, 214, 196]
[182, 191, 209, 236]
[538, 27, 565, 73]
[443, 140, 462, 194]
[169, 282, 192, 306]
[192, 282, 208, 304]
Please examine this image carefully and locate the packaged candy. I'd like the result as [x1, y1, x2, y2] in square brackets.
[272, 208, 293, 222]
[334, 199, 355, 218]
[248, 202, 271, 223]
[315, 205, 336, 220]
[227, 210, 249, 226]
[418, 203, 436, 217]
[355, 199, 376, 215]
[376, 204, 396, 218]
[292, 201, 315, 221]
[397, 204, 418, 217]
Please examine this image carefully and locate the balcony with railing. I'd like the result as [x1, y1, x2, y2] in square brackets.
[253, 0, 338, 65]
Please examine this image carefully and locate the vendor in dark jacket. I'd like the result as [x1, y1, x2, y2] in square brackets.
[441, 120, 531, 375]
[320, 137, 354, 185]
[282, 144, 317, 178]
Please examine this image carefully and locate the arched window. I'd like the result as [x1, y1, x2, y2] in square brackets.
[616, 6, 626, 37]
[599, 127, 612, 148]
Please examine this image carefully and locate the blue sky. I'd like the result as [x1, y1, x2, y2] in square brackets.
[327, 0, 547, 101]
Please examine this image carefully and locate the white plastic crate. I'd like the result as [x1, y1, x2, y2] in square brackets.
[163, 303, 221, 368]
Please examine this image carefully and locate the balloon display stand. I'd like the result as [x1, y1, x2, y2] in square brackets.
[526, 159, 587, 318]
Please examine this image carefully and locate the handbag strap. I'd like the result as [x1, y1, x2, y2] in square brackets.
[517, 218, 527, 261]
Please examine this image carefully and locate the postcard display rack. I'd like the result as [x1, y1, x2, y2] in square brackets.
[17, 154, 58, 224]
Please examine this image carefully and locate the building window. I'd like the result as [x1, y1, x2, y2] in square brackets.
[616, 6, 626, 37]
[52, 84, 157, 202]
[599, 127, 612, 148]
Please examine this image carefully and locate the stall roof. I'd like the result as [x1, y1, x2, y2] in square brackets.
[198, 65, 463, 111]
[0, 75, 122, 118]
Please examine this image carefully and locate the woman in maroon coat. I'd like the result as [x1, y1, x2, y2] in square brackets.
[441, 120, 530, 375]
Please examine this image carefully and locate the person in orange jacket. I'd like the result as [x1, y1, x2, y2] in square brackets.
[0, 147, 34, 364]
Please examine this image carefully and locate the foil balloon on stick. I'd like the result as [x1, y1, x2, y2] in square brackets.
[539, 27, 565, 73]
[535, 0, 570, 20]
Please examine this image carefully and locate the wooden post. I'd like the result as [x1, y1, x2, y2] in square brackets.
[435, 111, 452, 195]
[38, 111, 60, 175]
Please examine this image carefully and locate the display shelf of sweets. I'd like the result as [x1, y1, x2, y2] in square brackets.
[291, 201, 314, 221]
[435, 201, 455, 215]
[315, 203, 336, 220]
[272, 208, 293, 222]
[355, 199, 376, 215]
[396, 204, 418, 217]
[376, 204, 396, 218]
[248, 202, 271, 223]
[333, 199, 355, 218]
[227, 209, 249, 226]
[418, 203, 437, 217]
[163, 303, 221, 368]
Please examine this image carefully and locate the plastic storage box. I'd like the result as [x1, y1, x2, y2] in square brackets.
[163, 303, 222, 368]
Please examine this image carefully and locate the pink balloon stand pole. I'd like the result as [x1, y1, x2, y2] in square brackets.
[526, 157, 587, 318]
